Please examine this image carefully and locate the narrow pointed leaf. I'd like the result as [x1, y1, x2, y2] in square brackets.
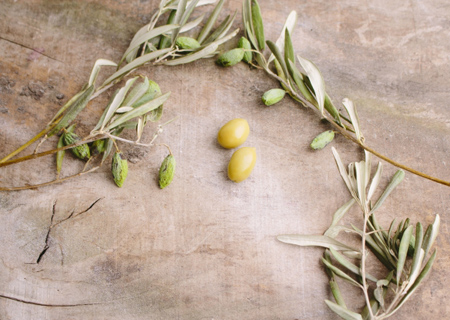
[197, 0, 225, 44]
[422, 214, 440, 257]
[342, 98, 363, 141]
[102, 48, 172, 86]
[325, 198, 356, 236]
[88, 59, 117, 87]
[396, 225, 413, 284]
[105, 92, 171, 130]
[371, 170, 405, 213]
[325, 300, 363, 320]
[322, 258, 361, 287]
[203, 11, 236, 44]
[251, 0, 265, 51]
[367, 162, 383, 201]
[330, 248, 378, 282]
[122, 25, 179, 65]
[297, 55, 326, 115]
[100, 77, 138, 131]
[277, 234, 359, 252]
[268, 10, 297, 64]
[267, 40, 289, 81]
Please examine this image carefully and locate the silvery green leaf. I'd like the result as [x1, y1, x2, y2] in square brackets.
[330, 248, 378, 282]
[329, 278, 346, 308]
[102, 48, 172, 86]
[88, 59, 117, 87]
[122, 77, 150, 107]
[407, 223, 424, 286]
[286, 59, 316, 104]
[203, 11, 237, 44]
[245, 22, 259, 52]
[422, 214, 440, 257]
[297, 55, 326, 115]
[179, 14, 205, 33]
[92, 90, 119, 132]
[324, 198, 356, 236]
[115, 106, 134, 113]
[396, 225, 413, 284]
[371, 169, 405, 213]
[121, 25, 179, 65]
[105, 92, 171, 130]
[342, 250, 362, 260]
[325, 300, 363, 320]
[163, 29, 238, 66]
[342, 98, 363, 142]
[100, 77, 138, 131]
[284, 29, 295, 68]
[361, 300, 379, 320]
[197, 0, 225, 44]
[325, 225, 355, 239]
[331, 147, 356, 198]
[277, 234, 359, 252]
[179, 0, 200, 29]
[268, 10, 297, 64]
[267, 41, 289, 82]
[387, 250, 437, 318]
[166, 0, 216, 10]
[242, 0, 254, 41]
[355, 161, 367, 205]
[251, 0, 265, 51]
[367, 162, 383, 201]
[364, 150, 371, 188]
[322, 258, 361, 287]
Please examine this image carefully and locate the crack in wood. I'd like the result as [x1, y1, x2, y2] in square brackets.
[0, 293, 100, 307]
[36, 198, 103, 264]
[0, 36, 64, 63]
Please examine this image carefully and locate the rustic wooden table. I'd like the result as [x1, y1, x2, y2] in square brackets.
[1, 0, 449, 319]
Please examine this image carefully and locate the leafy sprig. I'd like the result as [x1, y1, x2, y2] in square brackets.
[0, 0, 238, 190]
[278, 149, 440, 320]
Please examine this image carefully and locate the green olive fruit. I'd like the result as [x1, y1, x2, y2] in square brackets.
[217, 118, 250, 149]
[228, 147, 257, 183]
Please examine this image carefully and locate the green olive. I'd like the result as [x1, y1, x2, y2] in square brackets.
[228, 147, 257, 183]
[217, 118, 250, 149]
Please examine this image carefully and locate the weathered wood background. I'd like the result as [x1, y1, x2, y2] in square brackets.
[1, 0, 449, 319]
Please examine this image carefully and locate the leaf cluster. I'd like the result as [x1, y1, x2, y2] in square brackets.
[278, 149, 440, 320]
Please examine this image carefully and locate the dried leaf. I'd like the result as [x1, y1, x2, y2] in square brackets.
[342, 98, 362, 142]
[367, 162, 383, 201]
[422, 214, 440, 258]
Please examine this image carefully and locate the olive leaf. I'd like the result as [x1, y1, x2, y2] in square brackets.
[371, 169, 405, 213]
[297, 55, 326, 115]
[325, 300, 363, 320]
[197, 0, 225, 44]
[277, 234, 359, 253]
[88, 59, 118, 87]
[268, 10, 297, 64]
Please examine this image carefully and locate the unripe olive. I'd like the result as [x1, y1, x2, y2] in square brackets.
[228, 147, 257, 183]
[217, 118, 250, 149]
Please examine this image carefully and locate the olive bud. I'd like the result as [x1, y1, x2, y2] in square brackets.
[63, 131, 90, 160]
[216, 48, 245, 67]
[237, 37, 252, 63]
[261, 88, 286, 106]
[111, 152, 128, 188]
[159, 154, 176, 189]
[176, 37, 201, 50]
[310, 130, 335, 150]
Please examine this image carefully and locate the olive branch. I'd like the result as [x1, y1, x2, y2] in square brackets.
[0, 0, 238, 190]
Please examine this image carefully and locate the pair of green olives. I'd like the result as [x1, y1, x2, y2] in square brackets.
[217, 118, 256, 183]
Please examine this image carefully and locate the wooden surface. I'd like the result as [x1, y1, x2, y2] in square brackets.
[1, 0, 450, 319]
